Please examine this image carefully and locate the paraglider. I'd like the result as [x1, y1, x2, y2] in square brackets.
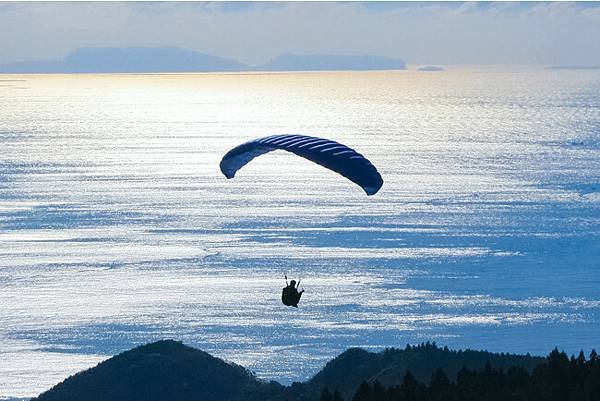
[219, 134, 383, 195]
[282, 275, 304, 307]
[220, 134, 382, 307]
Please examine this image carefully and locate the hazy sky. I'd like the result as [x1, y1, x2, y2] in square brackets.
[1, 1, 600, 66]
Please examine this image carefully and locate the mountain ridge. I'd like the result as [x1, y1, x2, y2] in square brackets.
[0, 46, 407, 73]
[32, 340, 546, 401]
[261, 53, 406, 71]
[31, 340, 285, 401]
[0, 46, 247, 73]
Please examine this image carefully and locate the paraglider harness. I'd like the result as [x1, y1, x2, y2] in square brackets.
[282, 275, 304, 307]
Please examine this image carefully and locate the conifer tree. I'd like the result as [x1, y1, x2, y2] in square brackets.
[352, 382, 372, 401]
[332, 389, 344, 401]
[320, 387, 333, 401]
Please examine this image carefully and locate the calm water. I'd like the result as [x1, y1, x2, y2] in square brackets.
[1, 67, 599, 398]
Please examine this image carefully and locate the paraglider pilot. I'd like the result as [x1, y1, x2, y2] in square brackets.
[282, 275, 304, 307]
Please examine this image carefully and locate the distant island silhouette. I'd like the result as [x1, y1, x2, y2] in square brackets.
[0, 47, 247, 73]
[31, 340, 600, 401]
[547, 65, 600, 70]
[417, 66, 444, 72]
[261, 53, 406, 71]
[0, 47, 406, 74]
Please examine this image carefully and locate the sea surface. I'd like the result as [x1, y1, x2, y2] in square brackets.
[1, 67, 599, 399]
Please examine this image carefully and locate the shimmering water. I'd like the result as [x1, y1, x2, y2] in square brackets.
[1, 67, 599, 398]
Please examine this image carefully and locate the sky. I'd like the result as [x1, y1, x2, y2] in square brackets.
[1, 1, 600, 66]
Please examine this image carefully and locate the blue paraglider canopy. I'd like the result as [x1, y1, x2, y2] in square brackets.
[219, 134, 383, 195]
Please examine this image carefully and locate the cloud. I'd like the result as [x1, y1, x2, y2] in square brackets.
[1, 1, 599, 66]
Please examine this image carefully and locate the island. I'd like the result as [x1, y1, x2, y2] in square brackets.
[0, 47, 248, 74]
[260, 53, 406, 71]
[417, 66, 444, 72]
[0, 47, 407, 74]
[547, 65, 600, 70]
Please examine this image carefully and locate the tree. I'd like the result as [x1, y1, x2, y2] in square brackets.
[320, 387, 333, 401]
[371, 380, 386, 401]
[400, 370, 418, 401]
[352, 382, 372, 401]
[429, 368, 450, 401]
[589, 349, 598, 366]
[332, 389, 345, 401]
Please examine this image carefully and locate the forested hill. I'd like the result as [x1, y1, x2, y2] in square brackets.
[32, 340, 286, 401]
[308, 343, 543, 400]
[34, 340, 598, 401]
[344, 348, 600, 401]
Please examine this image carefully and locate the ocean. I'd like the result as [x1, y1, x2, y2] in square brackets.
[1, 67, 599, 398]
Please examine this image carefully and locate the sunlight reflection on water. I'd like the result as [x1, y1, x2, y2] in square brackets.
[1, 68, 599, 397]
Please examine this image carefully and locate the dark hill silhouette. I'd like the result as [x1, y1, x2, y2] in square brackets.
[341, 348, 600, 401]
[32, 340, 285, 401]
[261, 53, 406, 71]
[32, 341, 547, 401]
[307, 343, 543, 400]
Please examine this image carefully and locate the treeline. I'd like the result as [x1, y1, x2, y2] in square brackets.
[309, 341, 544, 401]
[33, 340, 598, 401]
[319, 348, 600, 401]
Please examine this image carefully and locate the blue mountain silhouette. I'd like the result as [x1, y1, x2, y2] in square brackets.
[0, 47, 407, 73]
[0, 47, 247, 73]
[261, 53, 406, 71]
